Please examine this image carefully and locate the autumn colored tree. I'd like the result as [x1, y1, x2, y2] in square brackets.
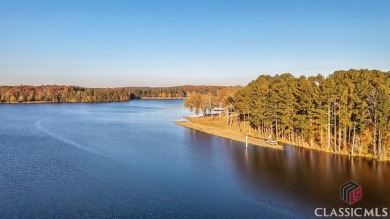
[233, 69, 390, 159]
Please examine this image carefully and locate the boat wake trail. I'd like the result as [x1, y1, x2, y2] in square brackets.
[35, 120, 102, 156]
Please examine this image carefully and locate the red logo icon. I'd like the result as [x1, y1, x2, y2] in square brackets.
[340, 181, 362, 205]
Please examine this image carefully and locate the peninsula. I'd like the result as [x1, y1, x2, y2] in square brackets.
[178, 69, 390, 161]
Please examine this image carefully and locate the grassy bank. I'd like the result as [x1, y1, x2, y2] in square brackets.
[175, 116, 284, 150]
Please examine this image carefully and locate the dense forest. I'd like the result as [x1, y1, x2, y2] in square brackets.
[235, 69, 390, 159]
[128, 85, 229, 99]
[184, 69, 390, 160]
[0, 85, 232, 103]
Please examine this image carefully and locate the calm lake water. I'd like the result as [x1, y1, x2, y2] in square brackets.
[1, 100, 389, 218]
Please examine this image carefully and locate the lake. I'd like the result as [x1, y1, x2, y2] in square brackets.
[0, 100, 389, 218]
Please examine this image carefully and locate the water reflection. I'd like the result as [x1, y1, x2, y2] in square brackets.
[185, 129, 390, 215]
[1, 101, 389, 218]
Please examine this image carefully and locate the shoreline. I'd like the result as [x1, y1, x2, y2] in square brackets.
[0, 100, 130, 104]
[0, 98, 181, 105]
[139, 97, 185, 100]
[279, 138, 390, 162]
[175, 116, 390, 161]
[175, 119, 284, 150]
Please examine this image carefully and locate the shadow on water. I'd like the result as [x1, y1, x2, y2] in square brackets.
[184, 129, 390, 216]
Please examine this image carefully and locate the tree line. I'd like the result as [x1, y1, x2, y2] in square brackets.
[0, 85, 234, 103]
[232, 69, 390, 159]
[128, 85, 230, 99]
[0, 85, 132, 103]
[183, 87, 239, 119]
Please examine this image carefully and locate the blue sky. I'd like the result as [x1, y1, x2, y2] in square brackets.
[0, 0, 389, 87]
